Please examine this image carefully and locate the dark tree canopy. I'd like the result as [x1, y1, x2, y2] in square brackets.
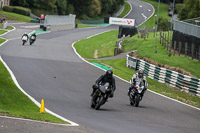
[10, 0, 124, 18]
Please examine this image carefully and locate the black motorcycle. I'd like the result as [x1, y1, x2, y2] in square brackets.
[91, 83, 111, 110]
[129, 82, 145, 107]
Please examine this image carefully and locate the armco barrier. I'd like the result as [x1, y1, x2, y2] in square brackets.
[126, 53, 200, 97]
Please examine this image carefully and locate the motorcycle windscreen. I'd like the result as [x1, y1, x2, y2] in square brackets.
[99, 86, 106, 93]
[31, 36, 35, 40]
[137, 87, 144, 93]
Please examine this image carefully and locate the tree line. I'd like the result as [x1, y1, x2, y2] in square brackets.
[10, 0, 124, 19]
[176, 0, 200, 20]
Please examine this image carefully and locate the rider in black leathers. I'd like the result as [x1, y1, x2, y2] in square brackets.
[91, 70, 116, 97]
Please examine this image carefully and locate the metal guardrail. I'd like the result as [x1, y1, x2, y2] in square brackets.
[126, 53, 200, 97]
[174, 20, 200, 38]
[41, 14, 76, 25]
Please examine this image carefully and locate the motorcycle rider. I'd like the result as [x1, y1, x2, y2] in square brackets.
[128, 69, 147, 99]
[91, 70, 116, 98]
[21, 32, 29, 41]
[29, 33, 36, 45]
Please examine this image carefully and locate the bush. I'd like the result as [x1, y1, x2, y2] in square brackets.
[175, 3, 184, 14]
[3, 6, 14, 12]
[3, 6, 30, 16]
[158, 17, 171, 31]
[13, 6, 30, 16]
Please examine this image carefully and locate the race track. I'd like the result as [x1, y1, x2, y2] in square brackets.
[0, 0, 200, 133]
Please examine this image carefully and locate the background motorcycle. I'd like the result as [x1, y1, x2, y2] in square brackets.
[29, 36, 36, 45]
[91, 82, 111, 110]
[22, 36, 28, 45]
[129, 82, 145, 107]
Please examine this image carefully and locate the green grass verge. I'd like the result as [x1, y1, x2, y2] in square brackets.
[88, 59, 200, 108]
[74, 30, 118, 59]
[78, 24, 95, 28]
[0, 30, 7, 35]
[0, 38, 6, 45]
[0, 11, 31, 22]
[74, 28, 200, 78]
[6, 26, 14, 30]
[123, 32, 200, 78]
[140, 0, 171, 28]
[118, 1, 131, 18]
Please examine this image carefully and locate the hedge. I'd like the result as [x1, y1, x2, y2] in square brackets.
[3, 6, 30, 16]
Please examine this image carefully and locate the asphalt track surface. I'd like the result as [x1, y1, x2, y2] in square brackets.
[0, 0, 200, 133]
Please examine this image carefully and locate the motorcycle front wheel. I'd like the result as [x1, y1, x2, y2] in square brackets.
[95, 97, 105, 110]
[135, 94, 140, 107]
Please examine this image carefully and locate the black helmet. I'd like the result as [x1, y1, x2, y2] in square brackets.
[138, 69, 144, 78]
[106, 70, 113, 78]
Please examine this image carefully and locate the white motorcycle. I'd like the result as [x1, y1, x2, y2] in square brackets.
[22, 35, 28, 45]
[129, 81, 146, 107]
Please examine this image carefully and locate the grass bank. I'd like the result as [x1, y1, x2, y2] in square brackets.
[118, 1, 131, 18]
[0, 29, 67, 124]
[74, 30, 118, 58]
[0, 11, 31, 22]
[88, 59, 200, 108]
[0, 30, 7, 35]
[140, 0, 171, 28]
[77, 24, 95, 28]
[74, 29, 200, 78]
[123, 32, 200, 78]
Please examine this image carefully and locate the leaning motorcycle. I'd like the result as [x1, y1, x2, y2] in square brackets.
[91, 83, 111, 110]
[22, 35, 28, 45]
[29, 35, 36, 45]
[129, 82, 145, 107]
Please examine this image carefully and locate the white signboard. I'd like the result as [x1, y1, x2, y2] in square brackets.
[109, 17, 135, 26]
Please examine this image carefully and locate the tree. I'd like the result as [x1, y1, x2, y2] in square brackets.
[87, 0, 101, 17]
[178, 0, 200, 20]
[56, 0, 67, 15]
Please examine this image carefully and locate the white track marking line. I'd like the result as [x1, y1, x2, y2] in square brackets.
[137, 1, 155, 27]
[123, 1, 132, 18]
[8, 22, 27, 25]
[0, 115, 72, 126]
[20, 25, 40, 28]
[141, 13, 147, 20]
[71, 31, 200, 112]
[0, 27, 79, 126]
[0, 26, 16, 37]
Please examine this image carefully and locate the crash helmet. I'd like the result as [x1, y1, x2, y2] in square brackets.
[138, 69, 144, 78]
[106, 70, 113, 79]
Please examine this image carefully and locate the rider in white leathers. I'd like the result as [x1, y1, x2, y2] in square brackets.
[128, 69, 148, 98]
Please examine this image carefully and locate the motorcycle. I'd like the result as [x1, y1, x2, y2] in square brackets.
[91, 82, 111, 110]
[129, 81, 145, 107]
[22, 35, 28, 45]
[29, 35, 36, 45]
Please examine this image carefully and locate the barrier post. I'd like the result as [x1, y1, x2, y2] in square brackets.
[174, 41, 176, 55]
[185, 42, 188, 57]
